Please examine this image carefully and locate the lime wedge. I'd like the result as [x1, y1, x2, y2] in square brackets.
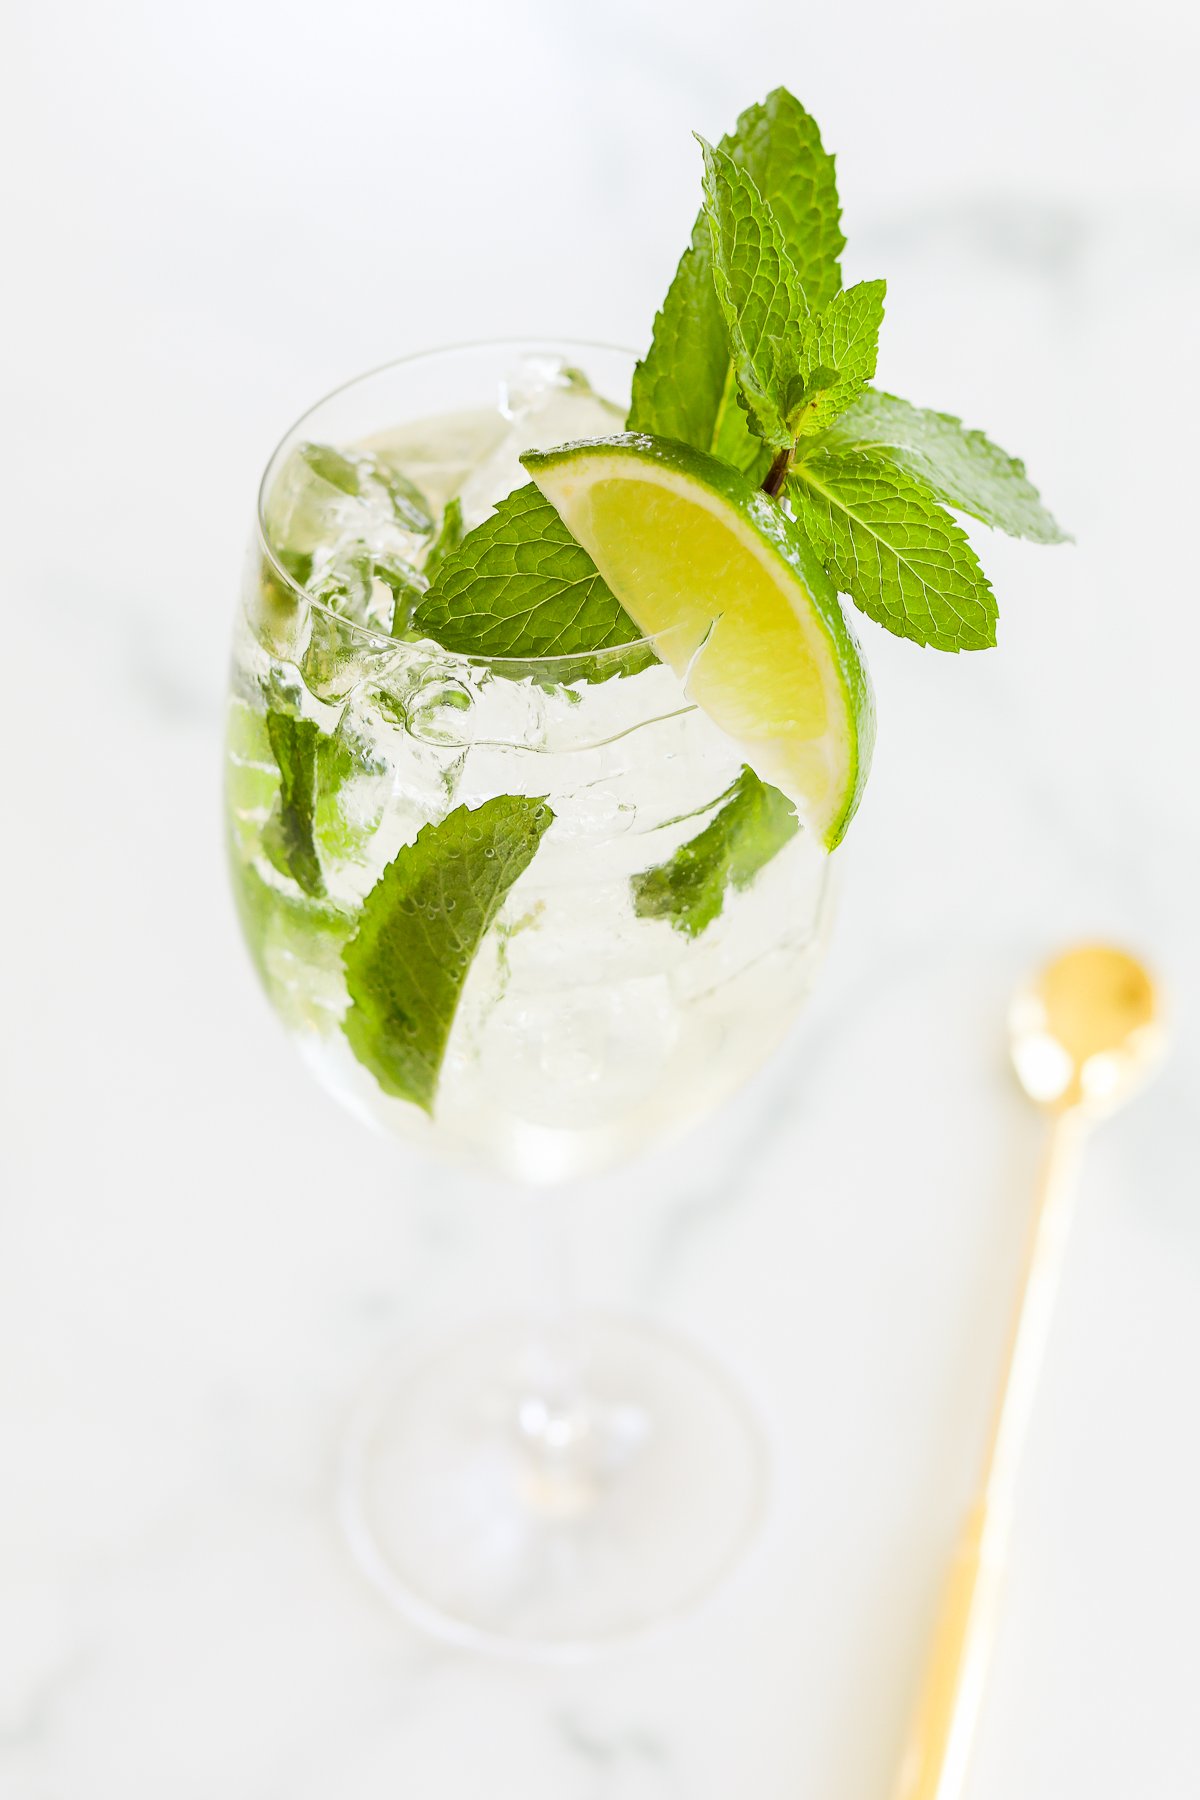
[523, 434, 875, 849]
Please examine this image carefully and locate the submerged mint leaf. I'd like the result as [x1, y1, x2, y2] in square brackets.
[632, 767, 800, 938]
[790, 448, 997, 650]
[292, 440, 434, 537]
[410, 481, 653, 676]
[369, 550, 426, 636]
[629, 88, 843, 460]
[817, 390, 1069, 544]
[299, 441, 362, 497]
[697, 136, 805, 450]
[423, 496, 465, 585]
[342, 795, 554, 1113]
[376, 462, 435, 537]
[314, 720, 387, 867]
[262, 710, 327, 897]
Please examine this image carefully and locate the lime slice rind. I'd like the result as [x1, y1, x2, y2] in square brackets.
[523, 433, 874, 849]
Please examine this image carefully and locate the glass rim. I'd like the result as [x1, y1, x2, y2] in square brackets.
[254, 335, 671, 674]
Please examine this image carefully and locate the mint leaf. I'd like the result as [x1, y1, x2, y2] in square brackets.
[632, 767, 799, 937]
[725, 89, 845, 311]
[410, 481, 653, 675]
[790, 280, 886, 435]
[627, 212, 740, 455]
[314, 720, 387, 868]
[262, 710, 326, 897]
[790, 449, 997, 650]
[817, 390, 1068, 543]
[299, 442, 361, 497]
[367, 551, 426, 636]
[695, 145, 882, 453]
[423, 497, 465, 584]
[697, 136, 805, 450]
[342, 795, 554, 1113]
[629, 88, 843, 458]
[710, 368, 769, 472]
[298, 441, 434, 536]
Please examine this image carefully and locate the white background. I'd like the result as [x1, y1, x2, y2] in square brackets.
[3, 2, 1199, 1795]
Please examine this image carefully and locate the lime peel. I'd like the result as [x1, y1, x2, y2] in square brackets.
[523, 433, 875, 849]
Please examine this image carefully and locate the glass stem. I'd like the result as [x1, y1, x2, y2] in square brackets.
[515, 1191, 594, 1504]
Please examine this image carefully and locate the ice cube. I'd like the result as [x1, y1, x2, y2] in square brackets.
[367, 410, 509, 513]
[298, 558, 400, 706]
[264, 440, 434, 568]
[476, 976, 681, 1129]
[310, 541, 385, 628]
[455, 356, 627, 525]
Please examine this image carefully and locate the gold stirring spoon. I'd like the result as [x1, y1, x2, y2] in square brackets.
[893, 944, 1167, 1800]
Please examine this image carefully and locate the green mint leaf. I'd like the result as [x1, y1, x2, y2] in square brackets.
[724, 89, 845, 311]
[423, 497, 465, 584]
[629, 88, 843, 460]
[697, 135, 805, 449]
[632, 767, 799, 937]
[790, 280, 886, 435]
[299, 442, 361, 497]
[710, 366, 771, 473]
[817, 390, 1069, 543]
[297, 441, 434, 536]
[342, 795, 554, 1113]
[790, 449, 997, 651]
[233, 693, 386, 882]
[359, 451, 435, 536]
[366, 550, 427, 636]
[410, 481, 653, 675]
[314, 720, 387, 868]
[627, 211, 738, 454]
[262, 709, 327, 897]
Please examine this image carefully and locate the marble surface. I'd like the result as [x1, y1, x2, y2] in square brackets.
[4, 1, 1200, 1794]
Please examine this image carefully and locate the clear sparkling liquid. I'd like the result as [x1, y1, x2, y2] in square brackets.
[227, 356, 832, 1183]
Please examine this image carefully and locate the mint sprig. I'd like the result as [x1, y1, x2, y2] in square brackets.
[623, 88, 1063, 652]
[630, 89, 844, 467]
[696, 135, 888, 457]
[342, 796, 553, 1112]
[632, 767, 799, 937]
[695, 133, 889, 508]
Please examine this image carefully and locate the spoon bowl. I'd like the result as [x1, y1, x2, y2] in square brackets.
[1009, 942, 1166, 1116]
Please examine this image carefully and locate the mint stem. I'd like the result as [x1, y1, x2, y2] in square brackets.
[762, 445, 795, 497]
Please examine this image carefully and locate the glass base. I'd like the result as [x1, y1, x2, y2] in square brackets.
[339, 1314, 767, 1658]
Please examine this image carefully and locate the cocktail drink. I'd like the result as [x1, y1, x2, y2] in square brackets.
[229, 344, 833, 1187]
[224, 92, 1062, 1651]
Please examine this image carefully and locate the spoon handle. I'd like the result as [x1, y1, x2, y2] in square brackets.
[893, 1108, 1087, 1800]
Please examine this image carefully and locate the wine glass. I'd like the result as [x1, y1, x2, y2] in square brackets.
[225, 340, 834, 1653]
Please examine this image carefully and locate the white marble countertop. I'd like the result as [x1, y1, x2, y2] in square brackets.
[4, 1, 1200, 1794]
